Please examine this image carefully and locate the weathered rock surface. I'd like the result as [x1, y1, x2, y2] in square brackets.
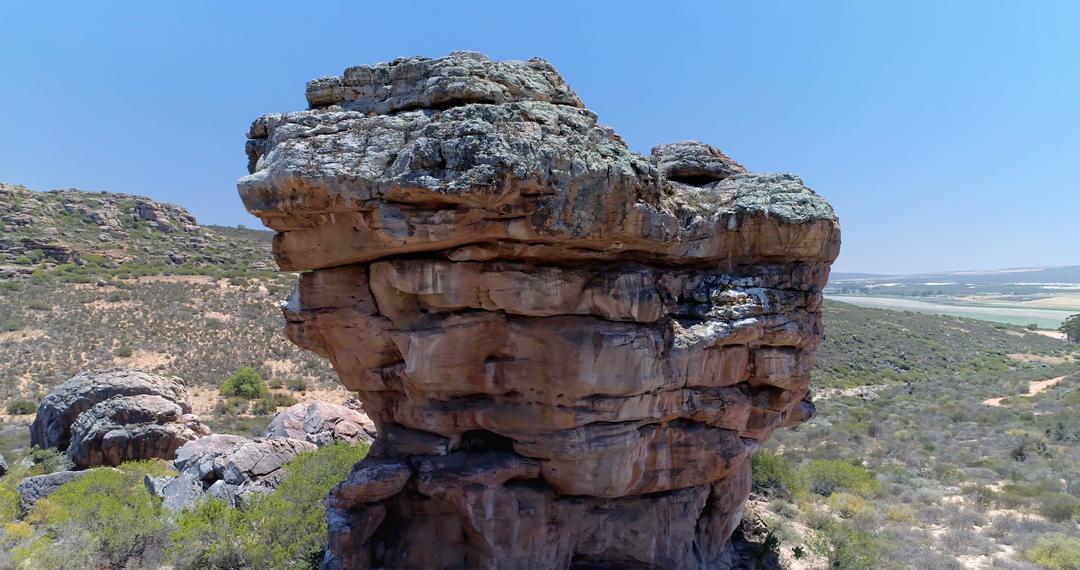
[265, 401, 377, 446]
[67, 394, 208, 468]
[30, 369, 209, 468]
[240, 52, 840, 569]
[153, 434, 316, 509]
[0, 454, 7, 477]
[17, 469, 94, 513]
[31, 369, 191, 450]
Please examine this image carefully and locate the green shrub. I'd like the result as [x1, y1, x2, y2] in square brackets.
[828, 492, 869, 518]
[214, 397, 250, 416]
[113, 345, 134, 358]
[0, 318, 22, 332]
[18, 461, 173, 569]
[252, 392, 300, 415]
[26, 299, 51, 311]
[883, 503, 916, 523]
[170, 442, 370, 569]
[5, 398, 37, 415]
[288, 378, 309, 392]
[803, 459, 879, 497]
[219, 367, 268, 399]
[807, 514, 880, 570]
[1038, 493, 1080, 523]
[751, 449, 804, 496]
[1026, 533, 1080, 570]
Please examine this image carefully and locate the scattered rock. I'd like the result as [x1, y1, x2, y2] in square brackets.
[241, 52, 840, 569]
[265, 401, 377, 446]
[160, 434, 316, 510]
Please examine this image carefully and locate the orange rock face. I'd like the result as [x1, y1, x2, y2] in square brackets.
[240, 52, 840, 569]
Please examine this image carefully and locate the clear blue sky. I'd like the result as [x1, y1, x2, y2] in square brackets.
[2, 1, 1077, 274]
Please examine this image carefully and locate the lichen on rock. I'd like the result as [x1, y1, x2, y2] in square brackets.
[240, 52, 840, 570]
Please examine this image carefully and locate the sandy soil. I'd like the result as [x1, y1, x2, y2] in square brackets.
[188, 385, 352, 417]
[0, 329, 47, 343]
[1030, 329, 1067, 340]
[111, 349, 174, 370]
[1019, 293, 1080, 310]
[982, 375, 1065, 407]
[1008, 352, 1073, 365]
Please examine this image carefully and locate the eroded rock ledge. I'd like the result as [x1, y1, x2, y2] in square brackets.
[240, 52, 840, 570]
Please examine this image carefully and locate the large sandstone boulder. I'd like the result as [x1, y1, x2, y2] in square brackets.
[240, 52, 840, 569]
[153, 434, 316, 510]
[30, 369, 192, 451]
[66, 394, 209, 468]
[265, 401, 377, 446]
[29, 369, 208, 468]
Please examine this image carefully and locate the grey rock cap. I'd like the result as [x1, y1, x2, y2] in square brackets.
[306, 51, 583, 113]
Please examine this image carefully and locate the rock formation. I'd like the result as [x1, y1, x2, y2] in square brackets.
[265, 401, 377, 446]
[240, 52, 840, 569]
[30, 369, 209, 467]
[152, 434, 316, 510]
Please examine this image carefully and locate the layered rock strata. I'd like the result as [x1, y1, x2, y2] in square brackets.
[240, 52, 840, 569]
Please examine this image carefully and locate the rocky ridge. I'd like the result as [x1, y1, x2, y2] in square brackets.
[240, 52, 840, 569]
[0, 183, 274, 280]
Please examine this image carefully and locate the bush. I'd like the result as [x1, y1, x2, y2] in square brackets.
[5, 398, 37, 415]
[251, 392, 300, 415]
[1026, 533, 1080, 570]
[113, 345, 133, 358]
[803, 459, 880, 497]
[170, 442, 370, 569]
[751, 450, 804, 497]
[828, 492, 870, 518]
[288, 378, 309, 392]
[883, 503, 916, 523]
[17, 461, 174, 569]
[807, 515, 880, 570]
[1038, 493, 1080, 523]
[214, 397, 250, 416]
[0, 318, 22, 332]
[219, 367, 268, 399]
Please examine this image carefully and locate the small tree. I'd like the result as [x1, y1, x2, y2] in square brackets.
[1060, 314, 1080, 343]
[219, 367, 268, 399]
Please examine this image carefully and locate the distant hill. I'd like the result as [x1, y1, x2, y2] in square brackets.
[0, 182, 275, 282]
[831, 265, 1080, 285]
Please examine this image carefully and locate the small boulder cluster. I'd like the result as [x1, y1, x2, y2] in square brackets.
[14, 368, 374, 513]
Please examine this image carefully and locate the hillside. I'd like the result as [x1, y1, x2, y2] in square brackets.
[0, 184, 335, 408]
[814, 300, 1070, 388]
[0, 182, 275, 281]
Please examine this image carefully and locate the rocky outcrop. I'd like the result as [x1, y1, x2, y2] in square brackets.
[265, 401, 377, 446]
[30, 369, 209, 467]
[240, 52, 840, 569]
[152, 434, 316, 509]
[0, 453, 8, 477]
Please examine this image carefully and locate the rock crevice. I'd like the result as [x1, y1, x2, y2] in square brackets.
[240, 52, 840, 569]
